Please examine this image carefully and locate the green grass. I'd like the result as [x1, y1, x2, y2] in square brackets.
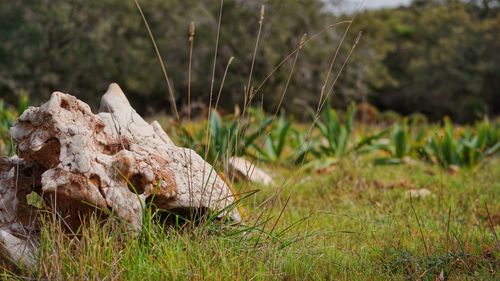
[2, 2, 498, 278]
[1, 97, 498, 279]
[3, 155, 498, 280]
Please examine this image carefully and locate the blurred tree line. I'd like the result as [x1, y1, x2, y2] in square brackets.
[0, 0, 498, 122]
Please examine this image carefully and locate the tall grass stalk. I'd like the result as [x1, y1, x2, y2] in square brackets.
[201, 0, 225, 204]
[134, 0, 179, 121]
[231, 3, 366, 253]
[317, 0, 365, 113]
[187, 21, 195, 122]
[232, 4, 267, 182]
[278, 30, 364, 193]
[272, 34, 307, 118]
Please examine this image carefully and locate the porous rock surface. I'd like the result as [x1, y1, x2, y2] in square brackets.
[0, 83, 240, 267]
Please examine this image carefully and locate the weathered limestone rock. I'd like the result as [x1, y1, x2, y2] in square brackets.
[0, 83, 241, 267]
[227, 157, 274, 186]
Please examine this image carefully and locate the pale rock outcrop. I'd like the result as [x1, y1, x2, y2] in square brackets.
[0, 83, 240, 267]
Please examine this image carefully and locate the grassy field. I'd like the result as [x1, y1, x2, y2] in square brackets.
[1, 98, 499, 280]
[3, 153, 498, 280]
[1, 2, 499, 279]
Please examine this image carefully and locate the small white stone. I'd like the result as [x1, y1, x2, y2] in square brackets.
[227, 157, 275, 186]
[405, 188, 433, 199]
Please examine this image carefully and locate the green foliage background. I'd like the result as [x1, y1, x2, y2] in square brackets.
[0, 0, 498, 122]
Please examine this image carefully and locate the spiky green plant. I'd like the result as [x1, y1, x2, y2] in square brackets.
[313, 103, 386, 159]
[422, 117, 500, 168]
[315, 103, 356, 157]
[205, 110, 272, 165]
[255, 112, 293, 163]
[373, 119, 426, 165]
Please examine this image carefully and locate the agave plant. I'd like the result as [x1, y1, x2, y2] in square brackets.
[289, 128, 322, 165]
[474, 118, 500, 155]
[205, 110, 272, 165]
[373, 119, 426, 165]
[314, 103, 356, 157]
[254, 112, 292, 163]
[314, 103, 385, 158]
[422, 117, 500, 168]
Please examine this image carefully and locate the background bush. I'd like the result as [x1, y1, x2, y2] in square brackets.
[0, 0, 498, 122]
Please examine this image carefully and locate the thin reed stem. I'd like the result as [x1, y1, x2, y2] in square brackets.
[254, 21, 352, 95]
[214, 57, 235, 112]
[273, 34, 307, 118]
[410, 195, 430, 259]
[134, 0, 179, 121]
[316, 2, 362, 114]
[187, 21, 196, 122]
[202, 0, 225, 194]
[244, 5, 266, 113]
